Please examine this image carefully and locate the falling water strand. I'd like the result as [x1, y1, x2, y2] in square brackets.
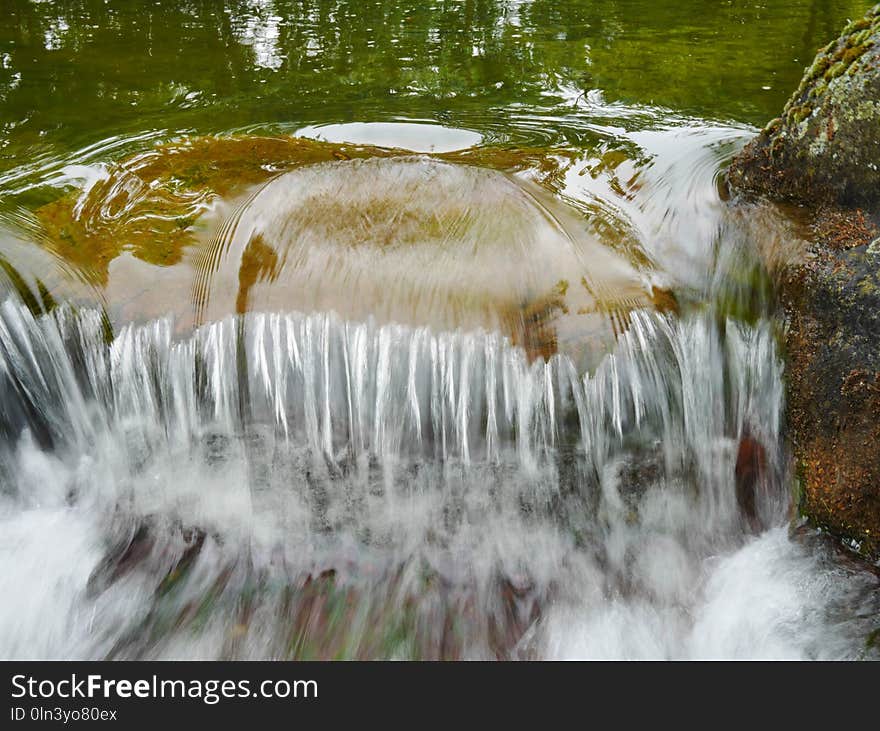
[0, 301, 782, 482]
[0, 298, 876, 659]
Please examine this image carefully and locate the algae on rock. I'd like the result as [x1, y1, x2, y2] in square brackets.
[728, 5, 880, 209]
[727, 4, 880, 559]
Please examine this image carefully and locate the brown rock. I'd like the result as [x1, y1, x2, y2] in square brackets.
[727, 5, 880, 558]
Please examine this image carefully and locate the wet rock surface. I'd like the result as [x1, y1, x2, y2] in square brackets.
[728, 5, 880, 559]
[783, 238, 880, 557]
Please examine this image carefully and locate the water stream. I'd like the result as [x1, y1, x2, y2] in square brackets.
[0, 0, 878, 659]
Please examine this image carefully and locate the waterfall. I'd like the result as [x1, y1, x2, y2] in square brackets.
[7, 295, 858, 660]
[0, 298, 783, 511]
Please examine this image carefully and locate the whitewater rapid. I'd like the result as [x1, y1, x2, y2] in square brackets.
[0, 300, 876, 659]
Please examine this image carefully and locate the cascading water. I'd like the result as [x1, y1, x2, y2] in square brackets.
[0, 288, 876, 659]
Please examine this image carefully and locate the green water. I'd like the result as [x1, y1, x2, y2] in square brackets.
[0, 0, 872, 175]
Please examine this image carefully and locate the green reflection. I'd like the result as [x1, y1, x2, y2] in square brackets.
[0, 0, 872, 175]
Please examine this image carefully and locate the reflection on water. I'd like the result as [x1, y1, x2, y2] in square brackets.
[0, 0, 878, 659]
[295, 122, 483, 153]
[0, 0, 873, 173]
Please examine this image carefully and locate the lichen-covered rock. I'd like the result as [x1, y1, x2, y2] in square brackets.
[728, 5, 880, 208]
[728, 6, 880, 560]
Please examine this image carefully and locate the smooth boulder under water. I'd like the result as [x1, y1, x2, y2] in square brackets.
[193, 156, 650, 364]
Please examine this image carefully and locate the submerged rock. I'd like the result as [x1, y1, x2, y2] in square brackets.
[727, 5, 880, 558]
[22, 133, 652, 364]
[194, 155, 649, 364]
[735, 429, 767, 530]
[31, 134, 579, 288]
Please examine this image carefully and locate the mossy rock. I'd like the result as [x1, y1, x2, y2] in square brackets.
[727, 4, 880, 209]
[727, 5, 880, 560]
